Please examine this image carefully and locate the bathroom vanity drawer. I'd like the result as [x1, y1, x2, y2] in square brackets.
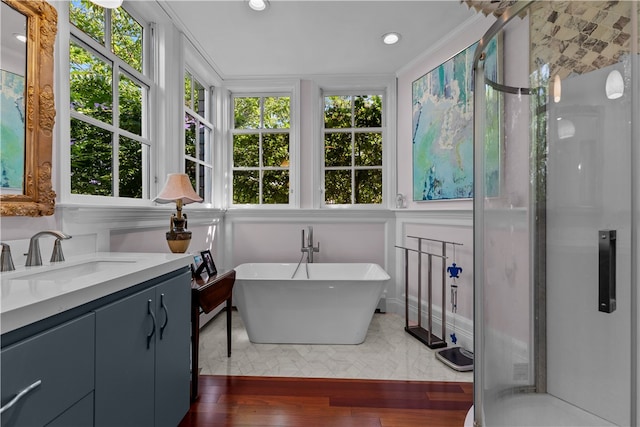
[1, 313, 95, 427]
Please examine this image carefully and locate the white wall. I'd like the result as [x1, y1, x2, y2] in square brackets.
[393, 14, 495, 347]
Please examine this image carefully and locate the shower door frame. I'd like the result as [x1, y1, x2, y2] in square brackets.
[474, 1, 639, 425]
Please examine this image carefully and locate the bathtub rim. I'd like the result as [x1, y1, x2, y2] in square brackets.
[233, 262, 391, 281]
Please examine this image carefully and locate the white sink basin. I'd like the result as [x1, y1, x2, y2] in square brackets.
[6, 259, 138, 282]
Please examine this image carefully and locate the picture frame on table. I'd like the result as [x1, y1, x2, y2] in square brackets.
[200, 250, 217, 276]
[191, 253, 208, 281]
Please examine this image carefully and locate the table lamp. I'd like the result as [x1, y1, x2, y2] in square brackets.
[154, 173, 203, 253]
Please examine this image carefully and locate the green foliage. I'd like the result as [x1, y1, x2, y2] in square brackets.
[355, 169, 382, 204]
[184, 71, 193, 109]
[185, 113, 197, 158]
[324, 132, 351, 167]
[233, 171, 259, 204]
[232, 96, 290, 204]
[323, 95, 383, 204]
[119, 74, 142, 135]
[233, 134, 259, 167]
[325, 170, 351, 204]
[234, 97, 260, 129]
[111, 8, 143, 72]
[354, 95, 382, 127]
[324, 96, 351, 128]
[70, 118, 113, 196]
[70, 41, 113, 124]
[263, 97, 290, 129]
[118, 136, 143, 198]
[263, 170, 289, 204]
[355, 132, 382, 166]
[69, 0, 105, 44]
[69, 2, 144, 198]
[263, 134, 289, 167]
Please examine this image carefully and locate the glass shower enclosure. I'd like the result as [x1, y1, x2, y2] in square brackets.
[473, 1, 638, 426]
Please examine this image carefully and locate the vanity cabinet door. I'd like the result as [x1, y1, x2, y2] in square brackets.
[94, 287, 156, 427]
[0, 313, 95, 427]
[154, 276, 191, 427]
[94, 270, 191, 427]
[45, 392, 94, 427]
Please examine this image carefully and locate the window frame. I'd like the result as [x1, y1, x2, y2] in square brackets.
[226, 80, 300, 209]
[320, 89, 386, 208]
[65, 2, 154, 204]
[183, 67, 214, 205]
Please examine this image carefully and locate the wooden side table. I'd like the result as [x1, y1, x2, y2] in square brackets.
[190, 269, 236, 401]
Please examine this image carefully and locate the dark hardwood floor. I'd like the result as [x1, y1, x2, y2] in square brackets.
[179, 375, 473, 427]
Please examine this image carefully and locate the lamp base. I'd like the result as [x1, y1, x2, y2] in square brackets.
[166, 229, 192, 253]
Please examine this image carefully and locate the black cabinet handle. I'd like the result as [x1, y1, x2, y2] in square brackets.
[160, 293, 169, 340]
[598, 230, 616, 313]
[147, 299, 156, 348]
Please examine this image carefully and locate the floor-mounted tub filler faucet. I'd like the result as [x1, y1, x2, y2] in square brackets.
[25, 230, 72, 267]
[301, 226, 320, 263]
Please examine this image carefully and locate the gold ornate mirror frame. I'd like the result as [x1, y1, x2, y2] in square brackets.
[1, 0, 57, 216]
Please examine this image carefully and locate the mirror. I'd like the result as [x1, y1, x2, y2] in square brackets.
[0, 0, 57, 216]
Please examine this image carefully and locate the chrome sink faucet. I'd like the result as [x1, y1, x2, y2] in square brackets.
[25, 231, 72, 267]
[301, 226, 320, 263]
[1, 243, 15, 272]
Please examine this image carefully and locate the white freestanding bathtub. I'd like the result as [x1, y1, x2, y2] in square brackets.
[233, 263, 390, 344]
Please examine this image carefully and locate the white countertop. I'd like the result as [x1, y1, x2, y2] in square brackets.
[1, 252, 193, 334]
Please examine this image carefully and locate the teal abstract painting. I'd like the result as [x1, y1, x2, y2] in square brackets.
[1, 70, 25, 193]
[412, 40, 499, 201]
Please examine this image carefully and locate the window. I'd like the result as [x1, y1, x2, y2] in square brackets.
[69, 1, 150, 198]
[184, 71, 213, 203]
[231, 95, 291, 205]
[323, 94, 383, 205]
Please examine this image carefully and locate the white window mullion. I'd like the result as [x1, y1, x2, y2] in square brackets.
[351, 129, 356, 204]
[105, 9, 118, 198]
[142, 142, 150, 199]
[258, 130, 264, 204]
[104, 8, 112, 53]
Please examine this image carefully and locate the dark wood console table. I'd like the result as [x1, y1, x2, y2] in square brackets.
[190, 269, 236, 401]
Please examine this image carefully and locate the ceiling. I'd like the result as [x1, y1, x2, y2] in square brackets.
[159, 1, 480, 79]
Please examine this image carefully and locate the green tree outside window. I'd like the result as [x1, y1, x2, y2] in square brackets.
[232, 96, 291, 205]
[323, 94, 383, 205]
[69, 1, 147, 199]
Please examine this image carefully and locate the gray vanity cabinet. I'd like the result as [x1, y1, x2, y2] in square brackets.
[94, 270, 191, 427]
[0, 313, 95, 427]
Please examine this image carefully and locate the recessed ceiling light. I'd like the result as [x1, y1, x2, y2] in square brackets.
[14, 33, 27, 43]
[382, 32, 401, 45]
[248, 0, 269, 11]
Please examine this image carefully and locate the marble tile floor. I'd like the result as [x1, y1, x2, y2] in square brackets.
[197, 310, 473, 383]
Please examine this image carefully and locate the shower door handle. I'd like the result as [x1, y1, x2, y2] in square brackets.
[598, 230, 616, 313]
